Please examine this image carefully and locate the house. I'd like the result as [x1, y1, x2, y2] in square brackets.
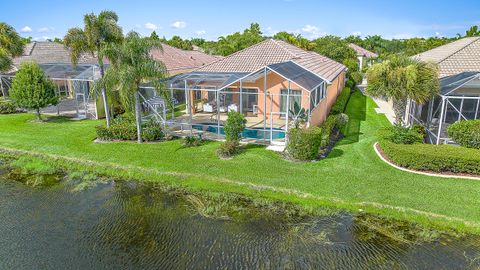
[406, 37, 480, 144]
[348, 43, 378, 69]
[0, 41, 221, 119]
[150, 39, 347, 145]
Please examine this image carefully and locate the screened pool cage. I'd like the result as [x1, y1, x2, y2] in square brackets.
[139, 61, 329, 145]
[406, 72, 480, 144]
[0, 63, 99, 119]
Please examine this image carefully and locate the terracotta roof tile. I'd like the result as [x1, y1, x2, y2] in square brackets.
[196, 39, 346, 82]
[413, 37, 480, 77]
[149, 43, 222, 74]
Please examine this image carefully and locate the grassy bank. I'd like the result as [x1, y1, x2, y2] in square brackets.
[1, 91, 480, 233]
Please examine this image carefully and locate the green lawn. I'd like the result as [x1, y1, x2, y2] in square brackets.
[1, 91, 479, 232]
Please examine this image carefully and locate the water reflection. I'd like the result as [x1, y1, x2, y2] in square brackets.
[0, 171, 479, 269]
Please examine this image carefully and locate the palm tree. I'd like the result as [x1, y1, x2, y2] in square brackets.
[366, 54, 439, 124]
[0, 22, 24, 97]
[96, 31, 167, 143]
[63, 10, 123, 127]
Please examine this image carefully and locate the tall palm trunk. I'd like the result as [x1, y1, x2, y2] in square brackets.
[392, 97, 407, 125]
[99, 63, 111, 128]
[134, 91, 142, 143]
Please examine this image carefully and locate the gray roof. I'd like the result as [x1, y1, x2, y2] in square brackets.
[195, 39, 346, 82]
[439, 71, 480, 95]
[12, 41, 98, 67]
[413, 37, 480, 78]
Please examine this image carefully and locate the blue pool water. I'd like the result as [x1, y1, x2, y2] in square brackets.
[192, 123, 285, 140]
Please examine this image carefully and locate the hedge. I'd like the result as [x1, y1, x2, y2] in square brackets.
[0, 98, 17, 114]
[96, 116, 164, 142]
[379, 140, 480, 175]
[447, 120, 480, 149]
[330, 87, 351, 115]
[287, 114, 339, 161]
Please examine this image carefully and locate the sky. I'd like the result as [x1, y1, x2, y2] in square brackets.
[3, 0, 480, 41]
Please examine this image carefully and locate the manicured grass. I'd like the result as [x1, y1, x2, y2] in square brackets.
[1, 91, 480, 233]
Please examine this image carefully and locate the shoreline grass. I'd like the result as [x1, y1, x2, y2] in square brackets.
[0, 91, 480, 234]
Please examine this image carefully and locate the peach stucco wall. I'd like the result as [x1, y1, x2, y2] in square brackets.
[310, 72, 346, 126]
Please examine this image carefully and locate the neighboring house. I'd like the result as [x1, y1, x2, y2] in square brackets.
[0, 41, 221, 119]
[348, 43, 378, 69]
[407, 37, 480, 144]
[150, 43, 223, 75]
[151, 39, 347, 146]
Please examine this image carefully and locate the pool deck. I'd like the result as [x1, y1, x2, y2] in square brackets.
[176, 112, 287, 129]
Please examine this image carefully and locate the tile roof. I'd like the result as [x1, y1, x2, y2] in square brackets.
[413, 37, 480, 78]
[150, 43, 223, 74]
[195, 39, 346, 82]
[12, 41, 98, 66]
[348, 43, 378, 58]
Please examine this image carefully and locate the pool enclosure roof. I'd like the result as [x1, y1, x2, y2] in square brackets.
[164, 61, 326, 92]
[439, 71, 480, 96]
[3, 63, 98, 81]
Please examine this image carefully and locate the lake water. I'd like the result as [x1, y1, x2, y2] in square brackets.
[0, 167, 479, 269]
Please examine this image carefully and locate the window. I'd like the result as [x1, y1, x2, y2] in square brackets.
[310, 84, 326, 109]
[280, 89, 302, 115]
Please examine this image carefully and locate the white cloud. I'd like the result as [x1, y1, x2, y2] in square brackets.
[144, 22, 158, 31]
[195, 30, 206, 36]
[301, 24, 325, 38]
[264, 26, 278, 36]
[171, 21, 187, 29]
[38, 27, 53, 33]
[351, 31, 362, 36]
[20, 26, 32, 33]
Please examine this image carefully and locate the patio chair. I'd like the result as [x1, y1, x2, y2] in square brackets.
[228, 104, 238, 112]
[203, 103, 214, 113]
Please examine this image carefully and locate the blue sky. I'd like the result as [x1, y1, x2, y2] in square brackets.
[3, 0, 480, 41]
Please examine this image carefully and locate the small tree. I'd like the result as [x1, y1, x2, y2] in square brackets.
[218, 111, 246, 158]
[224, 111, 246, 142]
[366, 54, 439, 124]
[10, 62, 58, 120]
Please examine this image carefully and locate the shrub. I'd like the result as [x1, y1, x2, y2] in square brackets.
[96, 116, 163, 142]
[335, 113, 349, 131]
[142, 120, 164, 141]
[379, 140, 480, 174]
[223, 111, 246, 142]
[0, 98, 17, 114]
[287, 127, 323, 161]
[345, 79, 355, 89]
[330, 87, 351, 115]
[9, 62, 58, 120]
[217, 140, 241, 158]
[320, 114, 338, 147]
[183, 136, 203, 147]
[448, 120, 480, 149]
[380, 124, 424, 144]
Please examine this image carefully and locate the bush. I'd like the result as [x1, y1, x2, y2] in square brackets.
[223, 111, 246, 142]
[345, 79, 355, 89]
[0, 98, 17, 114]
[380, 124, 424, 144]
[9, 62, 58, 120]
[183, 136, 203, 147]
[217, 140, 241, 158]
[335, 113, 349, 131]
[96, 116, 163, 142]
[448, 120, 480, 149]
[330, 87, 351, 115]
[320, 114, 338, 147]
[287, 127, 323, 160]
[379, 140, 480, 174]
[142, 120, 164, 141]
[217, 111, 246, 158]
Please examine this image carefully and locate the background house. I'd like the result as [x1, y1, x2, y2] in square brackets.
[407, 37, 480, 144]
[348, 43, 378, 69]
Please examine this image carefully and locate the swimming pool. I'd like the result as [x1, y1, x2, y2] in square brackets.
[192, 123, 285, 140]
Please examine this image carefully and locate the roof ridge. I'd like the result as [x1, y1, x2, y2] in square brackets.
[190, 39, 276, 72]
[270, 39, 301, 58]
[438, 37, 480, 64]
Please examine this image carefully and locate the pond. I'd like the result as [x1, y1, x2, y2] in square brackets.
[0, 167, 479, 269]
